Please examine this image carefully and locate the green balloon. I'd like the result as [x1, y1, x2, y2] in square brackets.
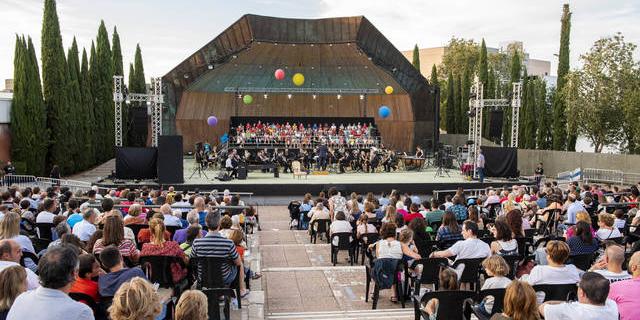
[243, 94, 253, 105]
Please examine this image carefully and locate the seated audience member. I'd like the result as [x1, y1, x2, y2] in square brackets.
[218, 215, 233, 238]
[70, 254, 102, 303]
[612, 209, 626, 229]
[108, 277, 162, 320]
[329, 211, 353, 246]
[180, 226, 202, 256]
[381, 206, 396, 224]
[431, 220, 491, 261]
[356, 214, 376, 240]
[589, 245, 631, 283]
[7, 246, 93, 320]
[425, 200, 445, 225]
[476, 255, 512, 316]
[190, 211, 249, 297]
[506, 209, 527, 237]
[47, 222, 70, 249]
[398, 229, 421, 267]
[490, 217, 518, 256]
[160, 204, 182, 227]
[539, 272, 618, 320]
[524, 240, 581, 285]
[175, 290, 208, 320]
[137, 213, 171, 245]
[0, 212, 35, 255]
[65, 200, 83, 229]
[567, 221, 599, 256]
[98, 246, 146, 298]
[608, 251, 640, 320]
[435, 211, 463, 242]
[0, 266, 27, 320]
[307, 203, 330, 236]
[35, 198, 56, 224]
[408, 218, 431, 256]
[467, 206, 484, 230]
[449, 195, 468, 221]
[491, 280, 539, 320]
[565, 211, 596, 238]
[72, 208, 97, 242]
[422, 267, 459, 318]
[596, 213, 622, 240]
[373, 223, 419, 303]
[123, 204, 146, 225]
[140, 218, 188, 283]
[404, 203, 423, 224]
[93, 214, 140, 263]
[228, 229, 261, 281]
[173, 211, 206, 244]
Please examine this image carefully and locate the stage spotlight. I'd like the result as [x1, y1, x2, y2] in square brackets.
[146, 101, 151, 106]
[125, 99, 131, 105]
[359, 94, 364, 100]
[287, 94, 292, 99]
[207, 64, 213, 70]
[183, 74, 189, 79]
[263, 94, 268, 99]
[237, 94, 242, 99]
[337, 94, 342, 99]
[312, 94, 317, 99]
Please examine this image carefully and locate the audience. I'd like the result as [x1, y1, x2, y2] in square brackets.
[140, 218, 188, 283]
[596, 213, 622, 240]
[123, 204, 145, 225]
[329, 211, 353, 246]
[72, 208, 97, 242]
[422, 267, 459, 318]
[174, 290, 208, 320]
[608, 251, 640, 320]
[539, 272, 618, 319]
[435, 211, 463, 243]
[137, 213, 171, 245]
[524, 240, 581, 285]
[0, 239, 39, 290]
[567, 221, 600, 256]
[160, 204, 182, 227]
[98, 246, 146, 298]
[431, 221, 491, 261]
[355, 214, 376, 239]
[589, 245, 631, 283]
[70, 254, 102, 304]
[173, 211, 206, 244]
[491, 280, 539, 320]
[0, 266, 27, 320]
[108, 277, 162, 320]
[180, 225, 202, 256]
[93, 214, 140, 264]
[490, 217, 518, 256]
[7, 246, 93, 320]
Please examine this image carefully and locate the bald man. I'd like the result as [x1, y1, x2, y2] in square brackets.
[590, 245, 632, 283]
[0, 239, 39, 289]
[608, 251, 640, 320]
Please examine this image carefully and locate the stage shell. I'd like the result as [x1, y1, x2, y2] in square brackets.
[162, 14, 439, 152]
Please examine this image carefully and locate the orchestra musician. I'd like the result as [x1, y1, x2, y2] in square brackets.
[225, 149, 239, 179]
[415, 146, 424, 159]
[258, 148, 272, 173]
[369, 147, 381, 173]
[382, 149, 397, 172]
[338, 148, 350, 174]
[316, 142, 329, 171]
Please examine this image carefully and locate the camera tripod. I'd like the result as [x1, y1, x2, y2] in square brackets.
[189, 160, 209, 179]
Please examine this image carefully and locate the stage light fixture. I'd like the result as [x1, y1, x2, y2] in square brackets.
[359, 94, 364, 100]
[125, 99, 131, 105]
[263, 94, 268, 99]
[337, 94, 342, 99]
[183, 74, 189, 79]
[287, 94, 292, 99]
[312, 94, 317, 99]
[207, 65, 213, 70]
[146, 101, 151, 106]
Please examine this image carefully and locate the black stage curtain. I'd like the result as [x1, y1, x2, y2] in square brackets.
[115, 147, 157, 179]
[230, 116, 375, 128]
[482, 146, 518, 178]
[158, 136, 184, 184]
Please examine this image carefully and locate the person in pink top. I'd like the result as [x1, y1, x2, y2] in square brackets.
[608, 251, 640, 320]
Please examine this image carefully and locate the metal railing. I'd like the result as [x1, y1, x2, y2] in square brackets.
[1, 175, 94, 192]
[432, 188, 491, 201]
[555, 167, 639, 186]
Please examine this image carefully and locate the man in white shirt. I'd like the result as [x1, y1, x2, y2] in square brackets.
[160, 204, 182, 227]
[430, 221, 491, 261]
[476, 148, 485, 183]
[589, 245, 631, 283]
[35, 198, 57, 224]
[539, 272, 619, 320]
[0, 239, 39, 290]
[565, 194, 585, 225]
[72, 209, 97, 242]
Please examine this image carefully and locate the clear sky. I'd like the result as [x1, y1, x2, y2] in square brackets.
[1, 0, 639, 85]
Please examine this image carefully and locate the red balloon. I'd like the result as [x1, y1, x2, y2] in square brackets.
[274, 69, 285, 80]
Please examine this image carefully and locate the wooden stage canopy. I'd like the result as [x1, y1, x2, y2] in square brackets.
[162, 14, 440, 152]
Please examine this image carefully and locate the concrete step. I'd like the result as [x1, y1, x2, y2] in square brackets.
[266, 308, 413, 320]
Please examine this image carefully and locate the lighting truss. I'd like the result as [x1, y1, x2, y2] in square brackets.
[467, 76, 522, 179]
[112, 76, 164, 147]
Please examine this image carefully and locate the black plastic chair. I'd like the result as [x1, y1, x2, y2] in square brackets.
[36, 222, 55, 240]
[464, 288, 507, 320]
[532, 284, 578, 302]
[331, 232, 356, 265]
[20, 251, 39, 269]
[30, 237, 51, 253]
[139, 255, 188, 296]
[69, 292, 106, 320]
[364, 244, 406, 309]
[165, 225, 181, 238]
[453, 258, 485, 292]
[501, 254, 522, 279]
[567, 253, 595, 271]
[358, 232, 379, 265]
[309, 219, 331, 244]
[410, 258, 449, 295]
[412, 290, 476, 320]
[190, 257, 242, 320]
[524, 228, 536, 238]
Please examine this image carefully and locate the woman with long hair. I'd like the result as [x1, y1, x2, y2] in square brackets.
[92, 214, 139, 263]
[505, 209, 526, 237]
[381, 206, 396, 223]
[140, 218, 188, 283]
[491, 280, 540, 320]
[0, 212, 35, 254]
[0, 265, 27, 319]
[566, 220, 599, 255]
[490, 217, 518, 256]
[436, 211, 463, 242]
[468, 206, 485, 230]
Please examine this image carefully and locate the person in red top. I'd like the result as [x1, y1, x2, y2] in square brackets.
[137, 213, 171, 245]
[404, 203, 424, 224]
[70, 254, 103, 303]
[140, 218, 188, 283]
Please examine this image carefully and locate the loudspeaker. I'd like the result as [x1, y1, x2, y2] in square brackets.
[488, 110, 503, 140]
[115, 147, 157, 179]
[237, 166, 247, 180]
[158, 135, 184, 184]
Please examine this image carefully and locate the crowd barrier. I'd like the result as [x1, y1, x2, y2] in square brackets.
[1, 174, 95, 192]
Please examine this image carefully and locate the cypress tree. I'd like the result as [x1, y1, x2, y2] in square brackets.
[94, 21, 114, 161]
[111, 26, 127, 146]
[412, 44, 420, 73]
[25, 37, 49, 175]
[80, 48, 95, 167]
[536, 80, 551, 149]
[553, 4, 571, 150]
[484, 67, 496, 139]
[67, 37, 85, 170]
[445, 72, 455, 133]
[10, 36, 29, 174]
[89, 41, 102, 160]
[430, 65, 438, 87]
[42, 0, 74, 174]
[522, 72, 538, 149]
[453, 74, 462, 134]
[129, 44, 147, 147]
[461, 66, 470, 134]
[503, 51, 521, 146]
[518, 69, 528, 148]
[478, 39, 489, 97]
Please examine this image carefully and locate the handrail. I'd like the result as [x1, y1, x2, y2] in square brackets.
[87, 204, 251, 210]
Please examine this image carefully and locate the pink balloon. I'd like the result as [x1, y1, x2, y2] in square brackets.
[274, 69, 285, 80]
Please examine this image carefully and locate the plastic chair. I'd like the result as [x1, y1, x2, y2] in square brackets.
[331, 232, 356, 265]
[36, 222, 55, 240]
[139, 255, 188, 296]
[310, 219, 331, 244]
[567, 253, 595, 271]
[69, 292, 106, 320]
[453, 258, 485, 292]
[532, 284, 578, 302]
[464, 288, 506, 320]
[412, 290, 476, 320]
[190, 257, 242, 320]
[358, 233, 379, 265]
[364, 244, 407, 309]
[410, 258, 449, 295]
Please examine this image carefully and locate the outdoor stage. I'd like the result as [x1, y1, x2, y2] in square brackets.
[99, 158, 529, 196]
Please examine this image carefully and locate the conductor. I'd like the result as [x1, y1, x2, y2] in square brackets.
[317, 142, 329, 171]
[225, 150, 238, 179]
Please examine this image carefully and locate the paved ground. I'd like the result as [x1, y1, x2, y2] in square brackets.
[254, 206, 413, 319]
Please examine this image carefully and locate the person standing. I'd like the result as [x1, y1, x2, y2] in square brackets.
[477, 148, 485, 183]
[317, 142, 328, 171]
[534, 162, 544, 188]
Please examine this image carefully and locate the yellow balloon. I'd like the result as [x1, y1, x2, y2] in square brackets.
[384, 86, 394, 95]
[293, 73, 305, 86]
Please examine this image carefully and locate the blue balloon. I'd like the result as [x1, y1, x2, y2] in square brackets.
[378, 106, 391, 118]
[220, 135, 229, 143]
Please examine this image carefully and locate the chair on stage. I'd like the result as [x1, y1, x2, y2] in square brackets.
[291, 161, 308, 179]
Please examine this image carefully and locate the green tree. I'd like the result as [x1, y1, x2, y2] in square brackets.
[502, 51, 521, 145]
[536, 80, 552, 149]
[440, 37, 479, 79]
[553, 4, 571, 151]
[453, 74, 462, 134]
[42, 0, 74, 174]
[430, 65, 438, 87]
[128, 44, 147, 147]
[460, 67, 470, 134]
[89, 40, 102, 160]
[522, 73, 537, 149]
[66, 37, 85, 170]
[518, 70, 528, 148]
[412, 44, 420, 73]
[478, 39, 489, 96]
[562, 33, 637, 153]
[80, 48, 95, 166]
[111, 26, 127, 146]
[94, 21, 114, 161]
[445, 71, 455, 133]
[621, 68, 640, 153]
